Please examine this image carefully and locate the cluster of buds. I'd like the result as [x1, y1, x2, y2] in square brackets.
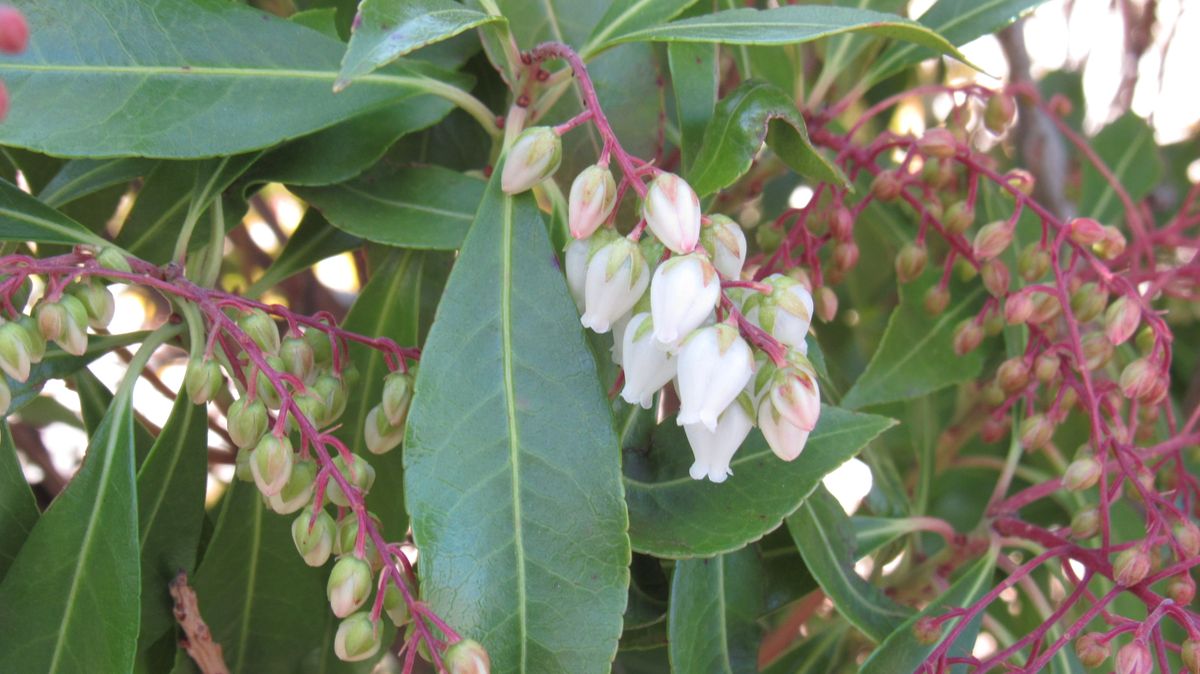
[503, 124, 822, 483]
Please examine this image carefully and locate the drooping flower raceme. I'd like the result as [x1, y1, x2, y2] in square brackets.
[684, 396, 754, 483]
[650, 252, 720, 347]
[676, 323, 754, 432]
[581, 237, 649, 334]
[642, 172, 701, 254]
[620, 312, 677, 408]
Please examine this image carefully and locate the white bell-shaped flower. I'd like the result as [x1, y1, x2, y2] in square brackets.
[568, 164, 617, 239]
[758, 396, 812, 461]
[768, 357, 820, 431]
[684, 395, 754, 483]
[581, 237, 649, 334]
[642, 172, 701, 254]
[501, 126, 562, 194]
[745, 274, 814, 351]
[620, 313, 677, 408]
[610, 312, 631, 365]
[676, 323, 754, 432]
[565, 230, 616, 314]
[651, 252, 720, 347]
[700, 214, 747, 279]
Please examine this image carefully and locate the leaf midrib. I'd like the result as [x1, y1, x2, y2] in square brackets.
[0, 62, 431, 88]
[232, 495, 265, 674]
[337, 183, 474, 221]
[0, 204, 107, 247]
[137, 402, 198, 548]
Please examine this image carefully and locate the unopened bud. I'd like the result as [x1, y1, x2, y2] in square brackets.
[0, 7, 28, 54]
[1105, 297, 1140, 346]
[984, 93, 1016, 135]
[1071, 508, 1100, 539]
[334, 613, 382, 662]
[700, 214, 748, 279]
[382, 583, 411, 627]
[924, 285, 949, 316]
[280, 336, 315, 383]
[238, 309, 281, 354]
[379, 370, 414, 427]
[1113, 547, 1151, 586]
[327, 556, 373, 618]
[643, 172, 701, 254]
[1116, 639, 1151, 674]
[944, 201, 973, 236]
[444, 638, 491, 674]
[228, 397, 268, 449]
[0, 322, 31, 383]
[36, 296, 88, 356]
[1094, 226, 1126, 260]
[912, 616, 941, 645]
[580, 237, 649, 334]
[1134, 325, 1155, 354]
[981, 259, 1010, 296]
[1168, 574, 1196, 605]
[952, 320, 983, 356]
[1005, 293, 1034, 325]
[1074, 632, 1110, 668]
[1080, 333, 1113, 371]
[1068, 217, 1106, 247]
[973, 220, 1014, 260]
[895, 243, 927, 283]
[1029, 294, 1062, 325]
[996, 358, 1029, 395]
[983, 310, 1004, 336]
[1176, 520, 1200, 557]
[66, 280, 115, 330]
[97, 247, 132, 274]
[568, 164, 617, 239]
[814, 287, 837, 323]
[1070, 282, 1108, 323]
[833, 241, 859, 272]
[981, 381, 1006, 407]
[917, 128, 957, 159]
[870, 170, 903, 201]
[185, 360, 224, 405]
[250, 434, 294, 498]
[1017, 242, 1050, 282]
[334, 512, 382, 558]
[1003, 169, 1035, 197]
[303, 328, 334, 367]
[253, 355, 284, 410]
[312, 373, 348, 426]
[1183, 639, 1200, 674]
[365, 405, 404, 455]
[1120, 358, 1165, 405]
[292, 507, 335, 567]
[1064, 457, 1101, 491]
[981, 416, 1008, 443]
[829, 206, 853, 239]
[501, 126, 562, 194]
[17, 316, 44, 364]
[1019, 413, 1054, 450]
[326, 453, 376, 508]
[769, 361, 820, 432]
[292, 391, 328, 429]
[268, 458, 317, 514]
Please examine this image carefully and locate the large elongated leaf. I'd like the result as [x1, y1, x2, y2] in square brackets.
[0, 0, 468, 158]
[869, 0, 1046, 83]
[0, 178, 109, 247]
[582, 0, 700, 58]
[624, 406, 896, 558]
[668, 547, 763, 674]
[688, 79, 842, 195]
[0, 423, 38, 581]
[135, 395, 209, 652]
[40, 159, 158, 209]
[668, 42, 718, 175]
[841, 275, 985, 410]
[294, 167, 485, 250]
[0, 357, 142, 672]
[787, 485, 913, 642]
[336, 0, 499, 87]
[1080, 113, 1162, 226]
[760, 623, 847, 674]
[405, 165, 630, 673]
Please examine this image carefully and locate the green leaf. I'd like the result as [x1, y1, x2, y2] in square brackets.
[841, 275, 986, 410]
[1080, 112, 1163, 226]
[667, 547, 764, 674]
[135, 395, 209, 652]
[0, 177, 109, 247]
[405, 165, 630, 673]
[582, 0, 700, 58]
[860, 547, 998, 674]
[336, 0, 499, 88]
[5, 332, 152, 414]
[337, 248, 427, 535]
[852, 515, 927, 558]
[0, 423, 39, 581]
[0, 0, 469, 158]
[246, 210, 361, 297]
[869, 0, 1046, 83]
[759, 623, 848, 674]
[612, 5, 967, 62]
[667, 42, 718, 176]
[688, 79, 842, 195]
[175, 481, 327, 674]
[40, 159, 158, 209]
[624, 406, 896, 558]
[294, 167, 485, 250]
[73, 369, 157, 467]
[0, 351, 143, 672]
[787, 485, 913, 642]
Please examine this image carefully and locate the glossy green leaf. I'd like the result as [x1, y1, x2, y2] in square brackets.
[135, 395, 209, 652]
[860, 547, 998, 674]
[0, 347, 144, 672]
[5, 332, 152, 414]
[869, 0, 1046, 83]
[294, 167, 485, 250]
[841, 275, 986, 410]
[759, 623, 848, 674]
[0, 0, 470, 158]
[336, 0, 498, 87]
[405, 166, 630, 673]
[667, 547, 763, 674]
[688, 79, 842, 195]
[337, 248, 426, 535]
[246, 210, 361, 297]
[0, 178, 109, 247]
[1080, 112, 1163, 226]
[174, 481, 327, 674]
[787, 485, 913, 642]
[40, 159, 158, 209]
[0, 423, 38, 581]
[613, 5, 966, 62]
[668, 42, 718, 175]
[582, 0, 700, 57]
[0, 148, 63, 194]
[624, 406, 896, 558]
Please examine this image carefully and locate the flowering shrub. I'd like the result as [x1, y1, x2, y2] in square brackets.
[0, 1, 1196, 673]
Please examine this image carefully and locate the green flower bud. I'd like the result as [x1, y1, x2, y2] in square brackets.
[334, 512, 382, 559]
[97, 247, 133, 274]
[0, 321, 31, 382]
[227, 397, 268, 449]
[238, 309, 280, 354]
[382, 583, 411, 627]
[1183, 638, 1200, 674]
[501, 126, 562, 194]
[444, 638, 491, 674]
[364, 405, 403, 456]
[326, 454, 375, 508]
[17, 316, 44, 364]
[894, 243, 927, 283]
[292, 506, 335, 567]
[34, 300, 67, 342]
[268, 458, 317, 514]
[1176, 520, 1200, 558]
[943, 201, 973, 236]
[1063, 457, 1101, 491]
[0, 378, 10, 414]
[1070, 282, 1108, 323]
[37, 296, 89, 356]
[334, 613, 382, 663]
[1113, 547, 1151, 586]
[311, 374, 347, 426]
[303, 328, 334, 368]
[1017, 242, 1051, 282]
[1074, 632, 1109, 668]
[66, 280, 114, 330]
[1070, 508, 1100, 539]
[381, 371, 414, 428]
[280, 335, 315, 384]
[250, 434, 294, 498]
[184, 360, 224, 405]
[234, 446, 254, 482]
[253, 355, 285, 410]
[1018, 413, 1054, 450]
[984, 93, 1016, 135]
[327, 556, 372, 618]
[290, 391, 326, 433]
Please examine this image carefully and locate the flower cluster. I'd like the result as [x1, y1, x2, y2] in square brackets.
[502, 125, 821, 483]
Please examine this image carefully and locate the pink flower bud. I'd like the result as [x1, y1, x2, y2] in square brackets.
[757, 396, 811, 462]
[769, 361, 820, 432]
[292, 507, 335, 567]
[700, 214, 747, 279]
[1063, 457, 1101, 491]
[581, 237, 649, 334]
[650, 253, 720, 346]
[0, 7, 28, 54]
[1115, 639, 1152, 674]
[1119, 358, 1164, 404]
[1074, 633, 1110, 668]
[1018, 413, 1053, 450]
[1029, 294, 1062, 325]
[973, 220, 1014, 260]
[1104, 297, 1140, 345]
[912, 617, 942, 646]
[642, 172, 701, 254]
[815, 287, 838, 323]
[620, 313, 677, 409]
[1070, 282, 1108, 323]
[683, 396, 753, 483]
[917, 128, 957, 159]
[952, 320, 982, 356]
[1068, 217, 1106, 247]
[895, 243, 927, 283]
[996, 358, 1029, 395]
[1168, 574, 1196, 605]
[828, 206, 854, 239]
[1005, 292, 1034, 325]
[501, 126, 562, 194]
[444, 638, 491, 674]
[980, 416, 1008, 443]
[1176, 520, 1200, 557]
[870, 170, 903, 201]
[568, 165, 616, 239]
[981, 259, 1010, 296]
[1095, 226, 1126, 259]
[943, 201, 973, 235]
[833, 241, 859, 272]
[334, 613, 382, 662]
[676, 324, 754, 432]
[924, 285, 949, 316]
[1113, 547, 1151, 586]
[1004, 169, 1035, 196]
